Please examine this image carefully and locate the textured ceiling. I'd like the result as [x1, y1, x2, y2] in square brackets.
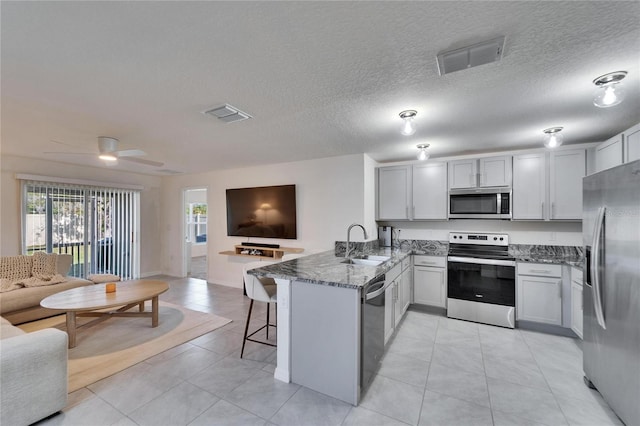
[2, 1, 639, 175]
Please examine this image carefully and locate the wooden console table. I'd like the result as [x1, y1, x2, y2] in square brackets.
[219, 245, 304, 260]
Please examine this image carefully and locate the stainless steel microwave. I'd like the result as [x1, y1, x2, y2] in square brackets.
[449, 188, 511, 219]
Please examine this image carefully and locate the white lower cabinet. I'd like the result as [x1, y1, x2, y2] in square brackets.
[571, 281, 583, 338]
[384, 263, 404, 345]
[571, 266, 583, 339]
[517, 272, 563, 325]
[394, 280, 403, 328]
[384, 283, 394, 344]
[383, 258, 413, 345]
[413, 255, 446, 308]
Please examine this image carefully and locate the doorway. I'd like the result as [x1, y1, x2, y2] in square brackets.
[184, 188, 207, 281]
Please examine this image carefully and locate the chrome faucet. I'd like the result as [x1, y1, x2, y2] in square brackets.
[346, 223, 368, 258]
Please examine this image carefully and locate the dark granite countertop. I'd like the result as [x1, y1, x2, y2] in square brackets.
[247, 247, 412, 290]
[510, 244, 584, 269]
[247, 242, 586, 289]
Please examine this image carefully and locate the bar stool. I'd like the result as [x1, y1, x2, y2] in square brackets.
[241, 261, 278, 358]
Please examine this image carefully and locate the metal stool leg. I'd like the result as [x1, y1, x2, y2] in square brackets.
[240, 299, 254, 358]
[266, 302, 270, 339]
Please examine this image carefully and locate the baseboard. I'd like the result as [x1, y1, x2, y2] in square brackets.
[140, 270, 163, 278]
[516, 320, 579, 338]
[409, 304, 446, 316]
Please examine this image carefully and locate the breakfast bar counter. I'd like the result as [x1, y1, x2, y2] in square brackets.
[246, 248, 411, 405]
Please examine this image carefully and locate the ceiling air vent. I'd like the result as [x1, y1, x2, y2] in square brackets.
[203, 104, 252, 123]
[436, 36, 505, 75]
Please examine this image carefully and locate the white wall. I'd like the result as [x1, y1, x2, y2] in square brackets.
[0, 155, 164, 276]
[160, 154, 376, 288]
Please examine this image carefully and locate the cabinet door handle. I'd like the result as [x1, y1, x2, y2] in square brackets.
[412, 205, 415, 219]
[405, 206, 409, 219]
[541, 202, 545, 219]
[558, 280, 562, 298]
[530, 269, 551, 274]
[551, 202, 555, 219]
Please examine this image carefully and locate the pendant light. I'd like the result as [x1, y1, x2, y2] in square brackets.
[417, 144, 430, 161]
[593, 71, 627, 108]
[399, 110, 417, 136]
[543, 127, 564, 149]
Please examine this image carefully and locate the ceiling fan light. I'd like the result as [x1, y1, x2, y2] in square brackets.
[417, 144, 430, 161]
[543, 127, 564, 149]
[99, 153, 117, 161]
[399, 110, 417, 136]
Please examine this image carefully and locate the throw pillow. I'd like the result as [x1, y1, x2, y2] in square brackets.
[0, 255, 33, 281]
[31, 251, 59, 279]
[87, 274, 121, 284]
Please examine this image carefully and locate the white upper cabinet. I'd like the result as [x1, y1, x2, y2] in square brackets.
[377, 163, 447, 220]
[624, 123, 640, 163]
[513, 153, 546, 220]
[377, 166, 411, 220]
[412, 162, 447, 219]
[448, 159, 477, 189]
[595, 134, 623, 173]
[479, 156, 513, 187]
[448, 156, 512, 189]
[550, 149, 585, 220]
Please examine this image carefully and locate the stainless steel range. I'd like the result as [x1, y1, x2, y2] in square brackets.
[447, 232, 516, 328]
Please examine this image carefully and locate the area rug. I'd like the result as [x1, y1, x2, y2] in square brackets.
[18, 302, 232, 392]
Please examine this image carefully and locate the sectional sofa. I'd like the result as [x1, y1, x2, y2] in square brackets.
[0, 253, 94, 324]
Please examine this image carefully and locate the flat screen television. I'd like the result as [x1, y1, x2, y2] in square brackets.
[226, 184, 297, 239]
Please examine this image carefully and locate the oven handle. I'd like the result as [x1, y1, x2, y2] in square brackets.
[448, 256, 516, 267]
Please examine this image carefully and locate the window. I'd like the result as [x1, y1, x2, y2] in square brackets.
[22, 180, 140, 279]
[186, 203, 207, 243]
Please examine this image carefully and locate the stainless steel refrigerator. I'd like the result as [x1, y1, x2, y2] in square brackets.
[583, 159, 640, 426]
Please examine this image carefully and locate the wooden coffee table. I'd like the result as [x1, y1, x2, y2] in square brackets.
[41, 279, 169, 348]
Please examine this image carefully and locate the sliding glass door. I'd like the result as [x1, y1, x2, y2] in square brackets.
[22, 181, 139, 279]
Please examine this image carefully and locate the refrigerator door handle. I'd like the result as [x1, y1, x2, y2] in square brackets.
[591, 206, 607, 330]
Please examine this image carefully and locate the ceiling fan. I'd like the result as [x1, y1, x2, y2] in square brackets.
[45, 136, 164, 167]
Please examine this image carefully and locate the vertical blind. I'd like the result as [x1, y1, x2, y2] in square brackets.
[22, 180, 140, 280]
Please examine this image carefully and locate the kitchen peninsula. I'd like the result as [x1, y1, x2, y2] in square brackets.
[246, 247, 411, 405]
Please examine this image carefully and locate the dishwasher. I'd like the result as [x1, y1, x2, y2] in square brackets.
[361, 274, 388, 395]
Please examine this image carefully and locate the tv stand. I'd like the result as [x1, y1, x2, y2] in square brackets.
[219, 245, 304, 260]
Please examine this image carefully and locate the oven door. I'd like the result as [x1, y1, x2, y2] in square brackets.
[447, 256, 515, 306]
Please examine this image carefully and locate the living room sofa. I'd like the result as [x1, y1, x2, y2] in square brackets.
[0, 316, 68, 426]
[0, 253, 94, 324]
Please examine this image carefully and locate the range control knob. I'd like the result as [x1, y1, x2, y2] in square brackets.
[494, 237, 498, 241]
[500, 237, 504, 241]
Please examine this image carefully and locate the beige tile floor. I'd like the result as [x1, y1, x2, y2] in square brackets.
[36, 276, 622, 426]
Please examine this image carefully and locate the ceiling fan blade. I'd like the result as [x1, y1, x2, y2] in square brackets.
[119, 156, 164, 167]
[117, 149, 147, 157]
[44, 151, 94, 156]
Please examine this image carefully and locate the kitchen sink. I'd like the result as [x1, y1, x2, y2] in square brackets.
[341, 255, 390, 266]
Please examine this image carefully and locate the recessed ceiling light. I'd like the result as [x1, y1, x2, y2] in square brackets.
[203, 104, 252, 123]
